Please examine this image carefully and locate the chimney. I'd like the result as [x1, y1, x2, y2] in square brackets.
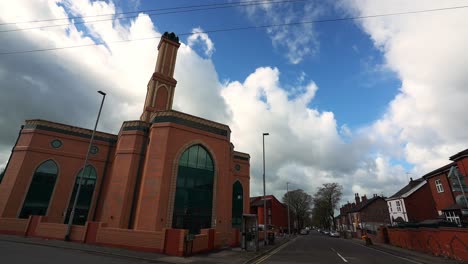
[410, 177, 413, 182]
[361, 195, 367, 203]
[355, 193, 361, 205]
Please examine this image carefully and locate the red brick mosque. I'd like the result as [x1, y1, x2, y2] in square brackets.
[0, 32, 251, 255]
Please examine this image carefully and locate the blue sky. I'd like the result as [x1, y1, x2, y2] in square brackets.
[2, 0, 468, 202]
[110, 0, 401, 130]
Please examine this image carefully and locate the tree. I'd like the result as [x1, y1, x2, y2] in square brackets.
[282, 189, 312, 231]
[311, 183, 343, 230]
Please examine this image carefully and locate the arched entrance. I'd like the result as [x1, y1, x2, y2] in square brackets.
[172, 144, 214, 234]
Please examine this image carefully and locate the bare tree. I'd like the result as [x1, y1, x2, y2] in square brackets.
[312, 183, 343, 230]
[282, 189, 312, 231]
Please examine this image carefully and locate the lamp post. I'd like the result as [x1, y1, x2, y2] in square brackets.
[286, 182, 291, 236]
[262, 132, 269, 245]
[65, 90, 106, 241]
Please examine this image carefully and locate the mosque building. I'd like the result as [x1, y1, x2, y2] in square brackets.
[0, 32, 250, 255]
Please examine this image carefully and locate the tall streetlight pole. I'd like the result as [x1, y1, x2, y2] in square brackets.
[286, 182, 291, 236]
[65, 90, 106, 241]
[262, 132, 269, 245]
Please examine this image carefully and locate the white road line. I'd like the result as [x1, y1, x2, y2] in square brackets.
[336, 252, 348, 263]
[331, 248, 348, 263]
[355, 243, 423, 264]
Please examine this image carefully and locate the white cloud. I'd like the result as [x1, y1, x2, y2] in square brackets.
[340, 0, 468, 176]
[187, 27, 215, 58]
[241, 1, 323, 64]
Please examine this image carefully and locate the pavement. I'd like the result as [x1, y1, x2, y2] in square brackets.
[0, 232, 464, 264]
[0, 233, 293, 264]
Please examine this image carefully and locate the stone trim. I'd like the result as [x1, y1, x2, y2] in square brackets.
[24, 120, 117, 143]
[151, 110, 230, 138]
[121, 121, 150, 132]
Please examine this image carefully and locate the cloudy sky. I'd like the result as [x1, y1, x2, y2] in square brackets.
[1, 0, 468, 206]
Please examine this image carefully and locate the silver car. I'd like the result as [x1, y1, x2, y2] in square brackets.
[329, 231, 340, 237]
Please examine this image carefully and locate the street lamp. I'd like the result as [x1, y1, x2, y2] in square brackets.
[65, 90, 106, 241]
[286, 182, 291, 236]
[262, 132, 269, 245]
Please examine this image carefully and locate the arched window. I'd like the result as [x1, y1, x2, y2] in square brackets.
[232, 181, 243, 228]
[64, 165, 97, 225]
[19, 160, 58, 218]
[173, 144, 214, 234]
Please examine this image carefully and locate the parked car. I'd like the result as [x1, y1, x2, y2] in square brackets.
[322, 230, 330, 235]
[300, 229, 309, 235]
[329, 231, 340, 237]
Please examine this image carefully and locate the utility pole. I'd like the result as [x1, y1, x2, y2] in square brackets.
[65, 91, 106, 241]
[262, 132, 269, 245]
[287, 182, 291, 236]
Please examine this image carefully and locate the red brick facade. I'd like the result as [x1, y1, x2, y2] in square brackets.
[250, 195, 288, 231]
[0, 32, 250, 256]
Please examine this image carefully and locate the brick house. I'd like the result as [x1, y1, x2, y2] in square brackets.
[0, 32, 251, 255]
[250, 195, 288, 232]
[339, 193, 390, 233]
[423, 149, 468, 226]
[386, 178, 438, 225]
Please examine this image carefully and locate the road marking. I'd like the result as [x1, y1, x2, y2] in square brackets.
[331, 248, 348, 263]
[253, 238, 296, 264]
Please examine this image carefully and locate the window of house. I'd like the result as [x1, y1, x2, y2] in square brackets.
[396, 201, 401, 212]
[435, 179, 444, 193]
[268, 208, 271, 215]
[389, 202, 392, 212]
[445, 211, 461, 225]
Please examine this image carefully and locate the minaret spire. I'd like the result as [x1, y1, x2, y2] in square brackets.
[140, 32, 180, 122]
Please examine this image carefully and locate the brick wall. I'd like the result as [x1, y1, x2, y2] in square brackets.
[96, 226, 165, 252]
[192, 234, 209, 253]
[387, 227, 468, 261]
[427, 174, 455, 213]
[0, 218, 28, 235]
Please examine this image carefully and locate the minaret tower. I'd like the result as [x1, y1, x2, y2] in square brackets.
[140, 32, 181, 122]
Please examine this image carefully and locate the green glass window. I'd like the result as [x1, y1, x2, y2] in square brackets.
[64, 165, 97, 225]
[232, 181, 243, 228]
[19, 160, 58, 218]
[173, 145, 214, 234]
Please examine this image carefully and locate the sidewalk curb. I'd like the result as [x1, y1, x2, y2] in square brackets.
[347, 238, 464, 264]
[0, 236, 174, 263]
[243, 237, 297, 264]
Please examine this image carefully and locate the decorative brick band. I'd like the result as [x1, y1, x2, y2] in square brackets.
[24, 120, 117, 143]
[151, 110, 230, 138]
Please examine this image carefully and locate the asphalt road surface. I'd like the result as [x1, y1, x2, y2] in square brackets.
[0, 240, 148, 264]
[256, 231, 422, 264]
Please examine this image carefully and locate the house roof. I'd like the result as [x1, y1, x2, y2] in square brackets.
[349, 196, 384, 213]
[449, 148, 468, 161]
[422, 162, 455, 180]
[387, 178, 426, 200]
[249, 195, 286, 208]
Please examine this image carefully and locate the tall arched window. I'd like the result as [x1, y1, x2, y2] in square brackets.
[232, 181, 243, 228]
[19, 160, 58, 218]
[64, 165, 97, 225]
[173, 144, 214, 234]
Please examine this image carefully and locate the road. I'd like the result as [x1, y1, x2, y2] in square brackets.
[256, 231, 422, 264]
[0, 240, 147, 264]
